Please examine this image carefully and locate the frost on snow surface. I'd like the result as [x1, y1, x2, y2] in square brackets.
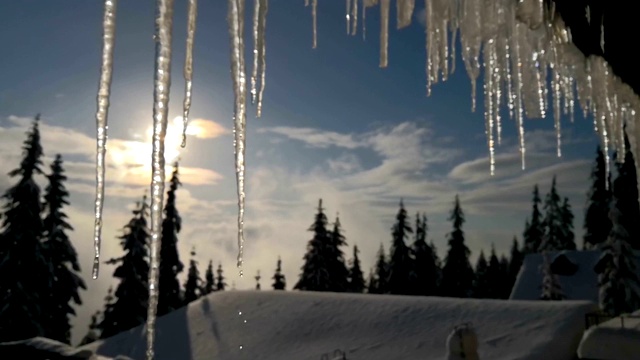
[577, 309, 640, 360]
[81, 291, 596, 360]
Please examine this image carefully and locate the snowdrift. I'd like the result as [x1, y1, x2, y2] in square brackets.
[577, 310, 640, 360]
[82, 291, 596, 360]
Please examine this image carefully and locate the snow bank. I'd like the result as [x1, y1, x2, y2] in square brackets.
[0, 336, 132, 359]
[82, 291, 596, 360]
[577, 310, 640, 360]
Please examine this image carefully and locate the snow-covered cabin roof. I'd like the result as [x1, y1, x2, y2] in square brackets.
[510, 250, 640, 302]
[82, 291, 596, 360]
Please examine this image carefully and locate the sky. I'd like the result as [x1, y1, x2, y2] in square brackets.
[0, 0, 602, 344]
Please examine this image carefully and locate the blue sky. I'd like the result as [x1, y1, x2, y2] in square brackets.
[0, 1, 600, 343]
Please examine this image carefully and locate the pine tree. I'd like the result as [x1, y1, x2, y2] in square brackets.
[368, 243, 389, 294]
[183, 248, 202, 304]
[441, 195, 474, 298]
[387, 200, 413, 295]
[327, 214, 349, 292]
[255, 270, 261, 290]
[412, 213, 439, 296]
[472, 250, 490, 298]
[272, 257, 286, 290]
[499, 255, 511, 299]
[99, 196, 150, 339]
[540, 177, 565, 251]
[540, 252, 565, 300]
[583, 146, 612, 250]
[78, 311, 101, 346]
[204, 260, 215, 294]
[558, 197, 576, 250]
[429, 240, 443, 294]
[41, 154, 85, 343]
[612, 132, 640, 250]
[486, 245, 503, 299]
[157, 163, 184, 316]
[508, 237, 524, 290]
[347, 245, 365, 293]
[97, 287, 114, 340]
[294, 199, 331, 291]
[216, 263, 227, 291]
[0, 116, 49, 342]
[523, 185, 544, 253]
[595, 172, 640, 315]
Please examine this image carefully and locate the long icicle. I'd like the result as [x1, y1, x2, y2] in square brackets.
[251, 0, 262, 104]
[312, 0, 318, 49]
[147, 0, 175, 359]
[379, 0, 390, 67]
[256, 0, 269, 117]
[92, 0, 117, 280]
[181, 0, 198, 148]
[228, 0, 247, 275]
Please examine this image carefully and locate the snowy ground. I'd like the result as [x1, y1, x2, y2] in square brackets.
[577, 309, 640, 360]
[81, 291, 597, 360]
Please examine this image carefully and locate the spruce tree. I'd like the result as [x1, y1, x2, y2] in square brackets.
[99, 196, 150, 339]
[559, 197, 576, 250]
[41, 154, 85, 343]
[387, 200, 413, 295]
[183, 248, 202, 304]
[472, 250, 490, 298]
[540, 177, 565, 251]
[327, 215, 349, 292]
[157, 163, 184, 316]
[540, 252, 565, 300]
[216, 263, 227, 291]
[0, 116, 49, 342]
[348, 245, 365, 293]
[255, 270, 261, 290]
[508, 237, 524, 290]
[612, 133, 640, 250]
[412, 213, 439, 296]
[368, 243, 389, 294]
[429, 240, 443, 294]
[78, 311, 101, 346]
[272, 257, 286, 290]
[441, 195, 474, 298]
[486, 245, 503, 299]
[499, 255, 511, 299]
[294, 199, 331, 291]
[97, 287, 114, 340]
[596, 172, 640, 315]
[583, 146, 612, 250]
[204, 260, 215, 294]
[523, 185, 544, 253]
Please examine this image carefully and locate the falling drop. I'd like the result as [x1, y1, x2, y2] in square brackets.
[227, 0, 248, 272]
[92, 0, 118, 280]
[181, 0, 198, 148]
[146, 1, 176, 359]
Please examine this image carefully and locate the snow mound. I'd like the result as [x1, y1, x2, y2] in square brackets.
[577, 310, 640, 360]
[82, 291, 596, 360]
[0, 337, 132, 359]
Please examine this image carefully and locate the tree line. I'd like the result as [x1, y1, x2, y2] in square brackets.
[0, 116, 638, 346]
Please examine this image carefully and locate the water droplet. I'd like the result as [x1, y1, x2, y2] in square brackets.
[238, 311, 242, 316]
[243, 319, 247, 323]
[239, 345, 243, 350]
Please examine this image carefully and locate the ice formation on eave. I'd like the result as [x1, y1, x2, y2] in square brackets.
[91, 0, 640, 358]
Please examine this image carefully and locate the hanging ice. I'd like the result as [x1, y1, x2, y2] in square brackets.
[311, 0, 318, 49]
[228, 0, 248, 274]
[350, 0, 358, 35]
[251, 0, 268, 117]
[146, 0, 175, 359]
[379, 0, 390, 68]
[92, 0, 117, 280]
[181, 0, 198, 148]
[396, 0, 414, 29]
[362, 0, 379, 40]
[346, 0, 351, 33]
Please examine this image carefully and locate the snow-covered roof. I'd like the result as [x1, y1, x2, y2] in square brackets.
[577, 309, 640, 360]
[82, 291, 596, 360]
[510, 250, 640, 302]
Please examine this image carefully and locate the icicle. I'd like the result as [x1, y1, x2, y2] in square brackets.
[379, 0, 390, 67]
[397, 0, 414, 29]
[552, 65, 562, 157]
[180, 0, 197, 148]
[351, 0, 358, 36]
[484, 39, 496, 176]
[256, 0, 268, 118]
[312, 0, 318, 49]
[251, 0, 261, 104]
[459, 0, 482, 111]
[600, 16, 605, 54]
[228, 0, 247, 274]
[147, 1, 175, 359]
[510, 19, 526, 169]
[92, 0, 117, 280]
[346, 0, 351, 33]
[363, 0, 377, 41]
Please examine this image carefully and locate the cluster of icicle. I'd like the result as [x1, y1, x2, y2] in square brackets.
[89, 0, 640, 359]
[329, 0, 640, 187]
